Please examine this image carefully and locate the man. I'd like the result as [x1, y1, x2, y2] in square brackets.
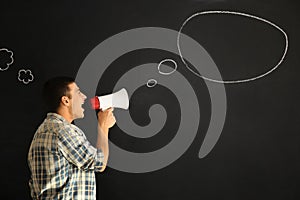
[28, 76, 116, 199]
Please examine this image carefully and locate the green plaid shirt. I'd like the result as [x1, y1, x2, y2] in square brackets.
[28, 113, 104, 200]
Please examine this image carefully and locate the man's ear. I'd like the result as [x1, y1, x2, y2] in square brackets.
[61, 96, 70, 106]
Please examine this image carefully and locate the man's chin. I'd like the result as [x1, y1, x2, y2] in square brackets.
[79, 112, 85, 119]
[73, 112, 85, 120]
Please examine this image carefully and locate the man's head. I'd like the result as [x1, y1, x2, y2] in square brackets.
[43, 76, 87, 122]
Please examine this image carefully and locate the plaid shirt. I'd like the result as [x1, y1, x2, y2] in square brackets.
[28, 113, 104, 200]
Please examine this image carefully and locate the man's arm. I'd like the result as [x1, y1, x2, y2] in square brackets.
[57, 108, 115, 172]
[97, 107, 116, 172]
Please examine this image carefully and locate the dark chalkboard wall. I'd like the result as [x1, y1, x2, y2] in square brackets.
[1, 0, 299, 199]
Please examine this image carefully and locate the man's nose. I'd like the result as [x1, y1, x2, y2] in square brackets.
[82, 93, 87, 100]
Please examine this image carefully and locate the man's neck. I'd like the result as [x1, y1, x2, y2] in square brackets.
[56, 109, 73, 123]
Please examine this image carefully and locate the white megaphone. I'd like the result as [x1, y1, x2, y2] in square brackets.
[90, 88, 129, 110]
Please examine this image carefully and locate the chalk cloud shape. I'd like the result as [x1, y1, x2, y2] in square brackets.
[18, 69, 34, 84]
[0, 48, 14, 71]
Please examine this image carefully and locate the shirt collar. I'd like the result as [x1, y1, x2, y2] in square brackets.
[46, 113, 84, 136]
[47, 112, 70, 124]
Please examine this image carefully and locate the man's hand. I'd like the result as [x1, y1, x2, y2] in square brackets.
[97, 107, 116, 134]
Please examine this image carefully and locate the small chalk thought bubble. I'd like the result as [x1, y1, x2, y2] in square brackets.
[0, 48, 14, 71]
[18, 69, 34, 84]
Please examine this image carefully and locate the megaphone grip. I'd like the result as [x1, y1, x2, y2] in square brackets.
[90, 96, 100, 110]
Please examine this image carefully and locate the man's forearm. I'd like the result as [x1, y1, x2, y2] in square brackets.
[97, 126, 109, 172]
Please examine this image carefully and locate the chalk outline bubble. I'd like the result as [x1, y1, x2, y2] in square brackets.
[177, 10, 289, 84]
[0, 48, 14, 71]
[75, 27, 227, 173]
[146, 58, 178, 88]
[158, 59, 178, 75]
[18, 69, 34, 84]
[146, 79, 158, 88]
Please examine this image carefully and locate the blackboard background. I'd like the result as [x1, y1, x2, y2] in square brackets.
[1, 0, 299, 199]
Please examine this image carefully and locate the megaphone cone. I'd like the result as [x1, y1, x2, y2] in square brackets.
[90, 88, 129, 110]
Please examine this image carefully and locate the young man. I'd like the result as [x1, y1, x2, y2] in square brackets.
[28, 76, 116, 199]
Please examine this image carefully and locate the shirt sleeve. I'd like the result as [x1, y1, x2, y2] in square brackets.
[57, 124, 104, 172]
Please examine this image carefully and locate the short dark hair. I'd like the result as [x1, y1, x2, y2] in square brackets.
[42, 76, 75, 113]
